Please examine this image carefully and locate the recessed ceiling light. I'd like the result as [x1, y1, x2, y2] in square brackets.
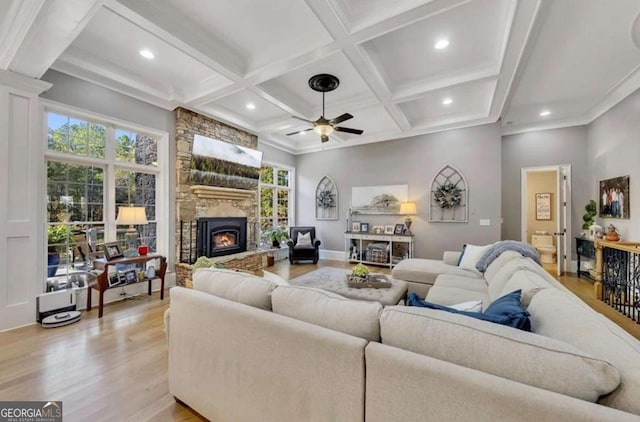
[246, 103, 256, 110]
[434, 39, 450, 50]
[442, 97, 453, 105]
[539, 110, 551, 117]
[139, 49, 155, 59]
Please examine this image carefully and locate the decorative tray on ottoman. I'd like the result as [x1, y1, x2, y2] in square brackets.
[346, 274, 392, 289]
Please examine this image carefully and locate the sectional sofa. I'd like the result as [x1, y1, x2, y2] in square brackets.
[165, 256, 640, 421]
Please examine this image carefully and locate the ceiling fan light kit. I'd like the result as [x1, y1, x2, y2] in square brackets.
[288, 74, 364, 143]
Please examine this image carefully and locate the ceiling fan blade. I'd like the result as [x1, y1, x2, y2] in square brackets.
[330, 113, 353, 125]
[291, 115, 314, 124]
[334, 126, 363, 135]
[286, 127, 313, 136]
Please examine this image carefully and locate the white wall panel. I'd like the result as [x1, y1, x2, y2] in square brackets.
[6, 236, 29, 305]
[7, 93, 30, 221]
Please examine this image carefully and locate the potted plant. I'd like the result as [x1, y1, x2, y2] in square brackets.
[47, 225, 71, 277]
[262, 227, 289, 248]
[582, 200, 597, 236]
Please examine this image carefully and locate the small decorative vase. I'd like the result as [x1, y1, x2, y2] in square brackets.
[605, 225, 620, 242]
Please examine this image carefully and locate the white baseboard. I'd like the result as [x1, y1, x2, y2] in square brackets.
[319, 249, 344, 261]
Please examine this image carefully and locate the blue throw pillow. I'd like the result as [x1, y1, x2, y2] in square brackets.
[456, 245, 467, 266]
[484, 290, 531, 331]
[407, 290, 531, 331]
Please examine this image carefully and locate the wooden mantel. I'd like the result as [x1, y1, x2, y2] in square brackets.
[190, 185, 257, 200]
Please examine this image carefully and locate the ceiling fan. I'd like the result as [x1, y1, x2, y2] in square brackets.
[286, 74, 363, 143]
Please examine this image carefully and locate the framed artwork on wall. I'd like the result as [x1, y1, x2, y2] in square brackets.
[535, 193, 552, 220]
[351, 184, 408, 215]
[599, 175, 630, 219]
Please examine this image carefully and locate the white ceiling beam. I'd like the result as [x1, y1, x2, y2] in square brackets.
[0, 0, 47, 69]
[8, 0, 106, 78]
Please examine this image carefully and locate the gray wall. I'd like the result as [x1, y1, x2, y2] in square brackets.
[501, 126, 589, 258]
[588, 87, 640, 240]
[295, 123, 503, 259]
[40, 70, 178, 267]
[258, 140, 296, 167]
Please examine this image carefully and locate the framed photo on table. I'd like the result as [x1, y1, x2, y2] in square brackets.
[535, 193, 551, 220]
[360, 223, 369, 232]
[103, 242, 124, 261]
[394, 224, 405, 235]
[351, 221, 361, 232]
[384, 225, 395, 234]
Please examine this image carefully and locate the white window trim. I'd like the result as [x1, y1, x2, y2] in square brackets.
[42, 99, 170, 260]
[259, 161, 295, 230]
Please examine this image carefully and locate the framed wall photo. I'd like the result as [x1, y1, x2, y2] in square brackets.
[535, 193, 551, 220]
[384, 225, 395, 235]
[599, 175, 630, 219]
[351, 221, 361, 232]
[360, 223, 369, 232]
[394, 224, 405, 235]
[103, 242, 124, 261]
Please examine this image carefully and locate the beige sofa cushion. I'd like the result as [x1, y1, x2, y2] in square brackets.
[432, 274, 488, 293]
[484, 250, 522, 282]
[193, 267, 277, 311]
[425, 286, 490, 311]
[272, 285, 383, 342]
[529, 288, 640, 415]
[501, 269, 552, 298]
[487, 258, 544, 302]
[392, 258, 481, 286]
[380, 306, 621, 402]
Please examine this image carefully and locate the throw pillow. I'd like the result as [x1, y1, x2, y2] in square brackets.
[449, 300, 482, 312]
[456, 244, 467, 266]
[297, 231, 312, 246]
[458, 244, 492, 275]
[407, 290, 530, 331]
[484, 290, 531, 331]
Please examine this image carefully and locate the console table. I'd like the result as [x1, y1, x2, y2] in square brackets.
[88, 254, 167, 318]
[576, 237, 596, 280]
[344, 232, 414, 269]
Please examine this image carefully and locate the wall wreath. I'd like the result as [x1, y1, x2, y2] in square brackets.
[434, 183, 462, 208]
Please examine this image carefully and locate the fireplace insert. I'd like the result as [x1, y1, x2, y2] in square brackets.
[197, 217, 247, 258]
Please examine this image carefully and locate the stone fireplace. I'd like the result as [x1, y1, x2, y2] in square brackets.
[175, 107, 266, 286]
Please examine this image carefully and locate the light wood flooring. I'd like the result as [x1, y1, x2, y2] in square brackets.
[0, 260, 638, 422]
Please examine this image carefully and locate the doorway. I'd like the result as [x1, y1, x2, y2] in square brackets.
[521, 165, 571, 276]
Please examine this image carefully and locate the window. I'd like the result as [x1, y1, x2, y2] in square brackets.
[259, 164, 294, 233]
[45, 108, 166, 288]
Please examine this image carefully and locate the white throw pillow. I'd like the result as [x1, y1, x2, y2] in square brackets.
[449, 300, 482, 312]
[262, 270, 289, 286]
[297, 231, 312, 246]
[458, 244, 492, 275]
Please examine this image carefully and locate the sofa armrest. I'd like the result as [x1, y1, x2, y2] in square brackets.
[442, 251, 461, 266]
[163, 308, 170, 342]
[313, 239, 321, 248]
[365, 343, 635, 422]
[286, 239, 294, 248]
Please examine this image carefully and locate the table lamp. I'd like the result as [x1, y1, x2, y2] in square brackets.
[399, 202, 417, 235]
[116, 206, 148, 256]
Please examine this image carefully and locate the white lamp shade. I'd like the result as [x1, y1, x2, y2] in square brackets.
[399, 202, 417, 215]
[116, 206, 148, 225]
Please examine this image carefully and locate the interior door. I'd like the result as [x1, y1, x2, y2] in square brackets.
[556, 167, 569, 276]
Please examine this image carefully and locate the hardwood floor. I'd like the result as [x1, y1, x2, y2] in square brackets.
[0, 259, 638, 422]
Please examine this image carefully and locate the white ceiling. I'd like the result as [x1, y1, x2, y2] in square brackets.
[2, 0, 640, 153]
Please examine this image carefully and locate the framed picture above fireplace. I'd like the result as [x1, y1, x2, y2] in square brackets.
[189, 134, 263, 190]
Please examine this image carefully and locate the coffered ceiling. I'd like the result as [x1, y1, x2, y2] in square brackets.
[1, 0, 640, 153]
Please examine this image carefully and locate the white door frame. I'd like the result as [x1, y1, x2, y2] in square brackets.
[520, 165, 572, 274]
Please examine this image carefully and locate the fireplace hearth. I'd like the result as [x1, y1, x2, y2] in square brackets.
[197, 217, 247, 258]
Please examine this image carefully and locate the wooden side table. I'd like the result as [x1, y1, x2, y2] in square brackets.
[88, 253, 167, 318]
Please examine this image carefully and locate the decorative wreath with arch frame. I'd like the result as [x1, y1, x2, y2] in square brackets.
[429, 165, 468, 223]
[315, 176, 338, 220]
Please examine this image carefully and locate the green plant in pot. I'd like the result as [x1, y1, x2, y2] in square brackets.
[47, 225, 72, 277]
[262, 227, 289, 248]
[582, 199, 597, 232]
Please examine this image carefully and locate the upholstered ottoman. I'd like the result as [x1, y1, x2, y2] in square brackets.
[324, 276, 408, 306]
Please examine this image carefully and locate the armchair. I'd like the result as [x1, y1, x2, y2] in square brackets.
[287, 226, 321, 264]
